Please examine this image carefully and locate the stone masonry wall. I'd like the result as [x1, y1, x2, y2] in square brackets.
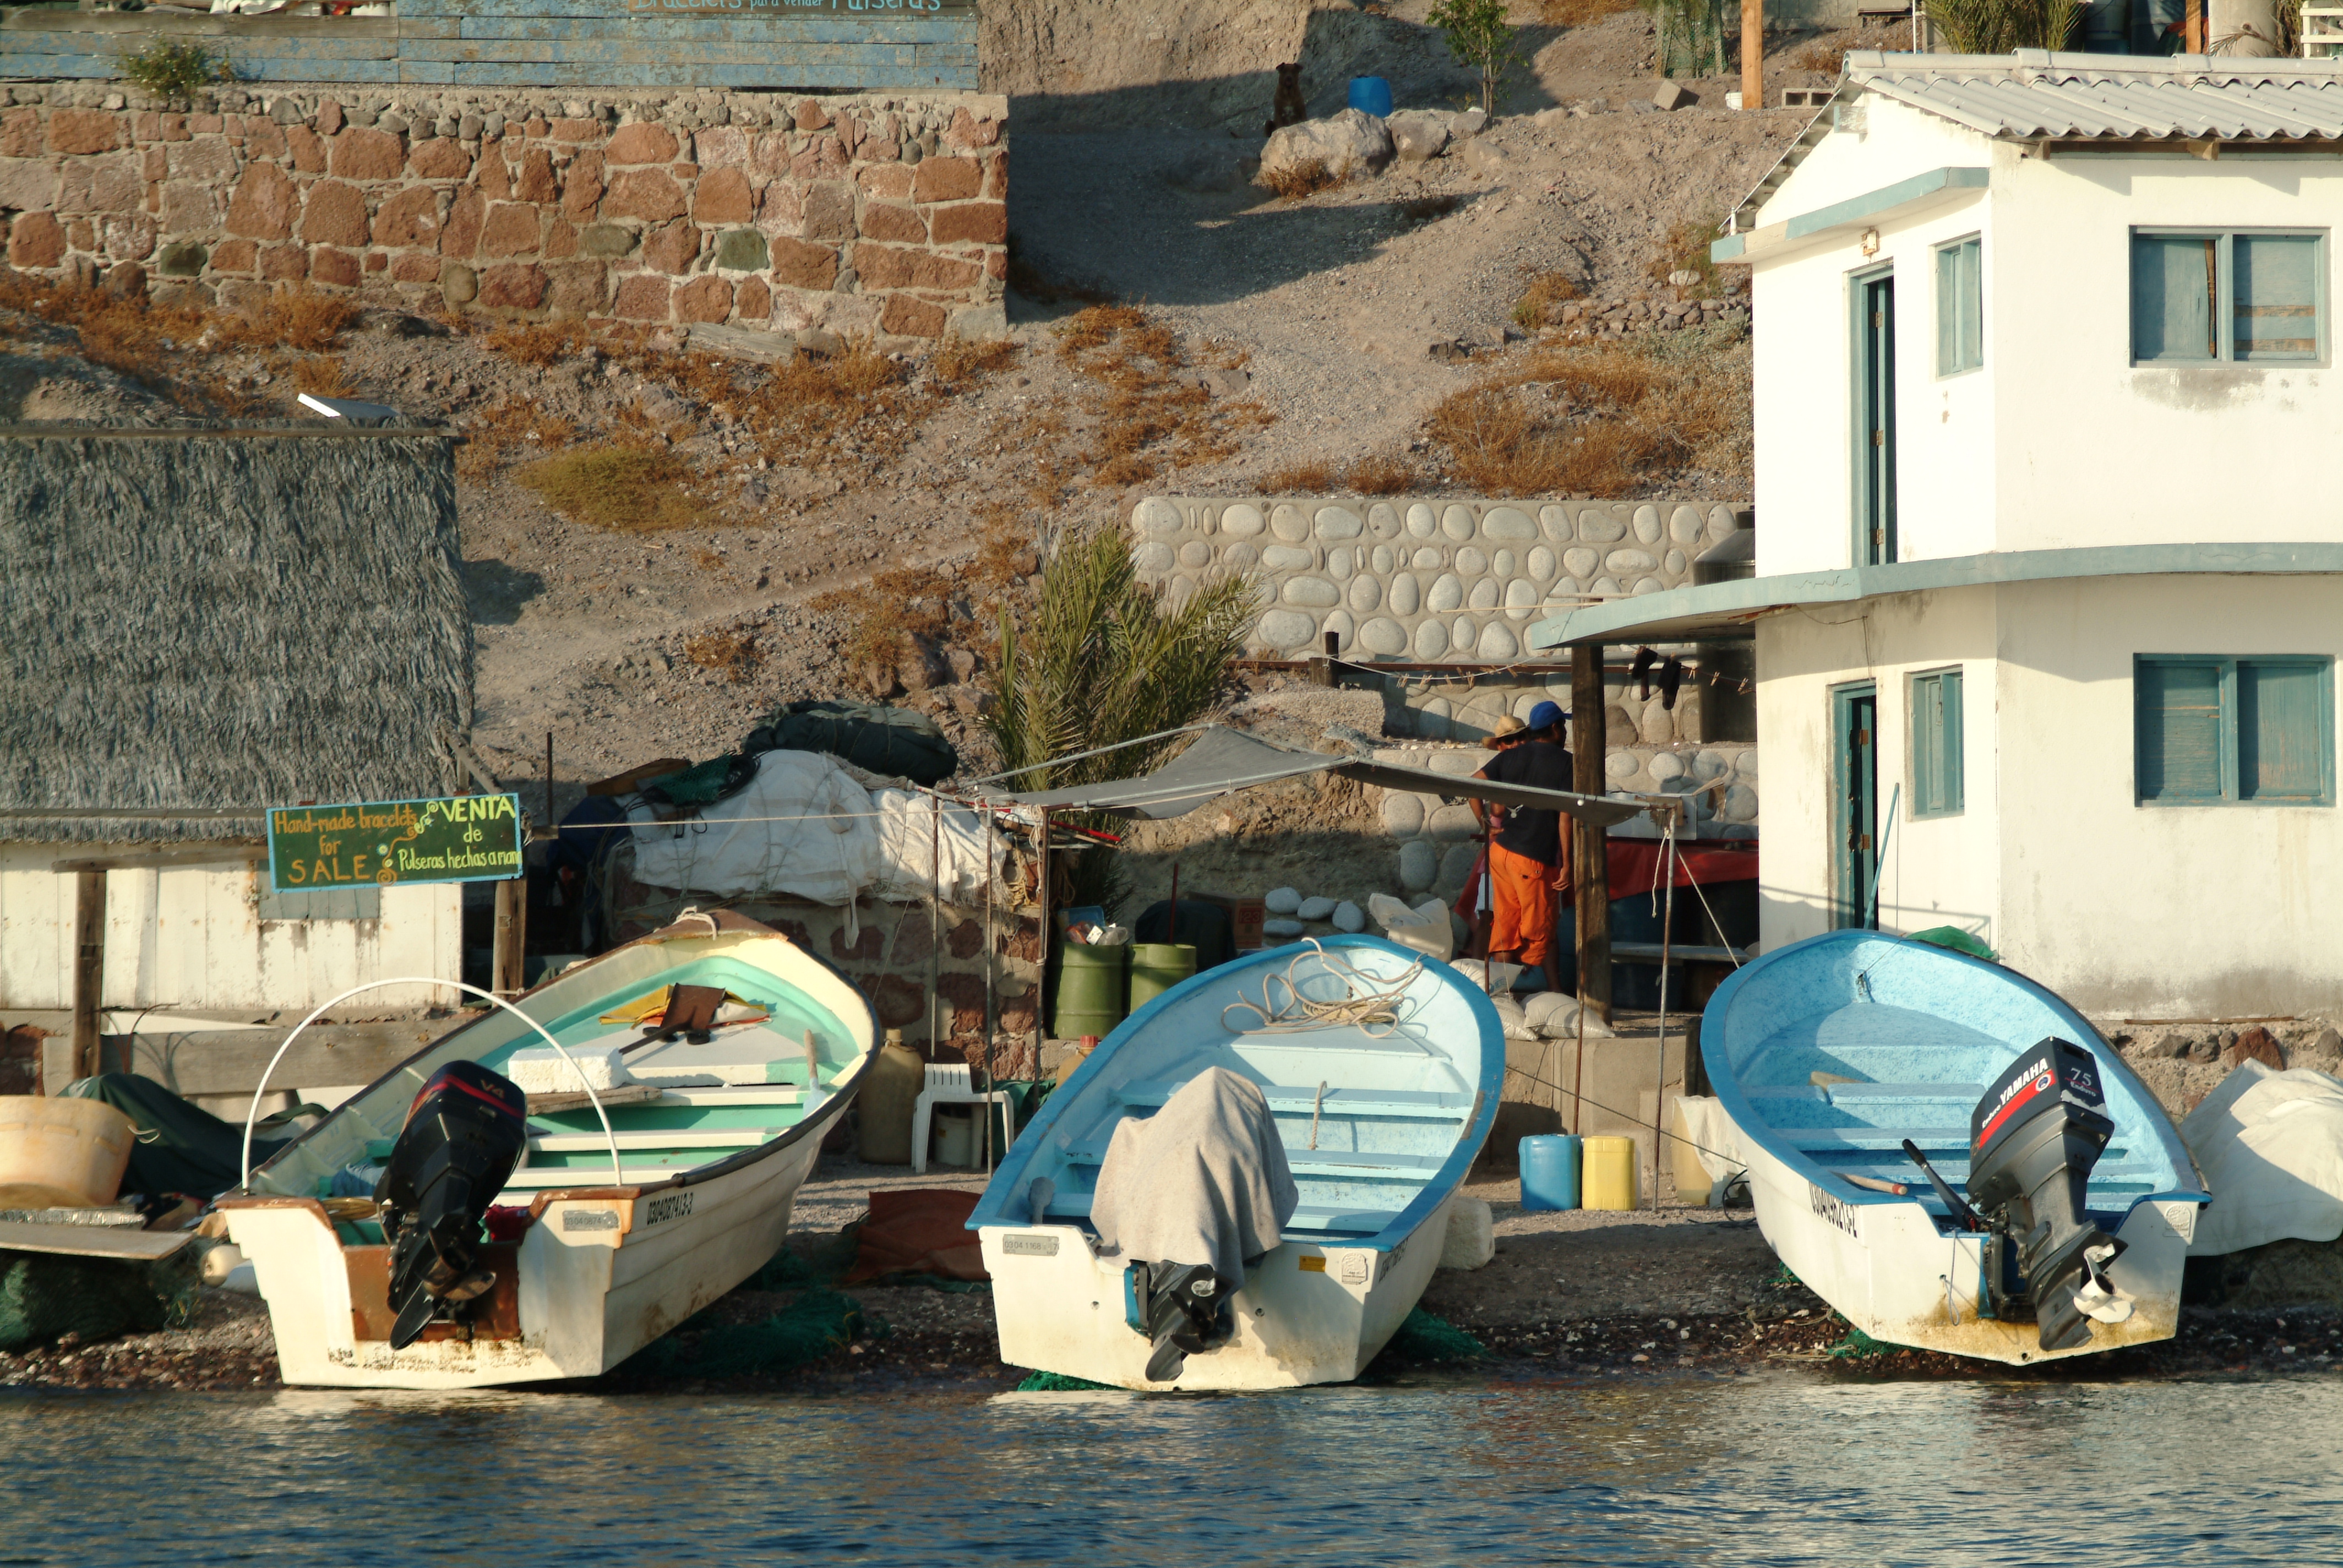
[0, 82, 1006, 342]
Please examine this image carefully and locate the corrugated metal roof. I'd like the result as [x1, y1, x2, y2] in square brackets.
[1726, 51, 2343, 233]
[1857, 49, 2343, 140]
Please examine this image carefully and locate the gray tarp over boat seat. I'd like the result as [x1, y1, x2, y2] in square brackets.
[995, 726, 1643, 826]
[1092, 1068, 1299, 1281]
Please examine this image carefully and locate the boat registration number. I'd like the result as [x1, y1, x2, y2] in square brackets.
[1809, 1182, 1861, 1240]
[1002, 1233, 1059, 1257]
[644, 1190, 695, 1227]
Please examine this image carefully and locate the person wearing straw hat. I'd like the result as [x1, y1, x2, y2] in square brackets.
[1470, 701, 1573, 995]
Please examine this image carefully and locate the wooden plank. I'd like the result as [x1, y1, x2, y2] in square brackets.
[70, 871, 104, 1083]
[452, 14, 956, 40]
[1572, 643, 1613, 1028]
[446, 0, 970, 17]
[492, 877, 525, 999]
[524, 1082, 663, 1115]
[439, 58, 962, 86]
[2, 9, 397, 35]
[100, 1020, 450, 1097]
[0, 1219, 193, 1262]
[51, 844, 263, 875]
[415, 36, 914, 62]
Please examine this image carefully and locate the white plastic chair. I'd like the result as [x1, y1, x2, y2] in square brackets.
[909, 1062, 1014, 1174]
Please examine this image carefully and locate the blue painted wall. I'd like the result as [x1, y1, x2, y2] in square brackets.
[0, 0, 977, 90]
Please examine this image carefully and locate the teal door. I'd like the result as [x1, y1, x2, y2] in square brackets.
[1858, 274, 1898, 565]
[1833, 683, 1879, 929]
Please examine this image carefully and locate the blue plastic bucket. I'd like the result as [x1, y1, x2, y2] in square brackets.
[1520, 1134, 1582, 1212]
[1348, 76, 1394, 118]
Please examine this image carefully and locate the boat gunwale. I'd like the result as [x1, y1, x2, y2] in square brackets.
[1699, 930, 2209, 1217]
[968, 933, 1503, 1252]
[235, 912, 881, 1202]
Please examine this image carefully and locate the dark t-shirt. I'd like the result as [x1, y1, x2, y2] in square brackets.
[1478, 740, 1574, 867]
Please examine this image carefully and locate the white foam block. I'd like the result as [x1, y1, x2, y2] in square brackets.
[504, 1044, 634, 1095]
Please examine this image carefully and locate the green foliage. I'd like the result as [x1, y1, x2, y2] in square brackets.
[118, 39, 231, 104]
[1926, 0, 2078, 53]
[1426, 0, 1523, 116]
[987, 528, 1257, 912]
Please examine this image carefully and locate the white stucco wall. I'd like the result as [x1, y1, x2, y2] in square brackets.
[1753, 576, 2343, 1017]
[1749, 93, 2343, 576]
[0, 846, 462, 1012]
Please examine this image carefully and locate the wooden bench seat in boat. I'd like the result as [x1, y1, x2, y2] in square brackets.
[1033, 1188, 1405, 1237]
[1115, 1080, 1474, 1119]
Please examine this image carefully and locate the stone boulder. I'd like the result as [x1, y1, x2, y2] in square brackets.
[1257, 109, 1394, 189]
[1387, 110, 1450, 162]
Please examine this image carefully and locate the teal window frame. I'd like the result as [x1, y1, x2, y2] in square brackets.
[1934, 236, 1983, 377]
[1909, 667, 1965, 818]
[2134, 655, 2336, 807]
[2130, 229, 2328, 366]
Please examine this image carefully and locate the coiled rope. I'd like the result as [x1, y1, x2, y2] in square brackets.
[1219, 940, 1426, 1038]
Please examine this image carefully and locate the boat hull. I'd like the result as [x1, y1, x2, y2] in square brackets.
[1735, 1125, 2195, 1365]
[222, 1091, 843, 1389]
[979, 1192, 1453, 1392]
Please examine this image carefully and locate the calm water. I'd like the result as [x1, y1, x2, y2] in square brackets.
[5, 1373, 2339, 1565]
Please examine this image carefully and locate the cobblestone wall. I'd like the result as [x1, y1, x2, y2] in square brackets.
[0, 82, 1006, 342]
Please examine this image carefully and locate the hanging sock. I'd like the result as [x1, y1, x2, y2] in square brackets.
[1630, 646, 1659, 700]
[1659, 657, 1685, 711]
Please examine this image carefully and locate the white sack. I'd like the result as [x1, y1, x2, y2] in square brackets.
[1448, 957, 1523, 995]
[1370, 892, 1456, 961]
[870, 788, 1005, 902]
[2181, 1060, 2343, 1256]
[1439, 1195, 1495, 1270]
[629, 749, 879, 903]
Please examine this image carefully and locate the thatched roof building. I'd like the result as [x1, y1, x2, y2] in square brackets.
[0, 423, 468, 843]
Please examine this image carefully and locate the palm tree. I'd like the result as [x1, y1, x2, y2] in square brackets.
[988, 527, 1259, 910]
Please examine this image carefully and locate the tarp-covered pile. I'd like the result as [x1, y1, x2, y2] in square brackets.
[2181, 1060, 2343, 1256]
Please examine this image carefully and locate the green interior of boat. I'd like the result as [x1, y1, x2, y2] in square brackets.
[253, 954, 860, 1202]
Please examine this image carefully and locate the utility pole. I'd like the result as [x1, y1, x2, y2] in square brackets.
[1742, 0, 1763, 110]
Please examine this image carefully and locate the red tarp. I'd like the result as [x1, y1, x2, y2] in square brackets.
[1605, 840, 1759, 902]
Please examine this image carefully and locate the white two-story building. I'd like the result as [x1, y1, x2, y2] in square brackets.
[1532, 49, 2343, 1017]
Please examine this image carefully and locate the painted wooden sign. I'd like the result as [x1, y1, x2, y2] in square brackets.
[622, 0, 974, 13]
[269, 794, 525, 890]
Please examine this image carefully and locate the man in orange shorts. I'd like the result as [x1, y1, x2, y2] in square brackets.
[1471, 701, 1574, 994]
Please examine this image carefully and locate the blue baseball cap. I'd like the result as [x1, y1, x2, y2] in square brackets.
[1528, 700, 1564, 733]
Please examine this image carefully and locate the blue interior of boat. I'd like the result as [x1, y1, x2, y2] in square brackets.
[1702, 932, 2205, 1231]
[969, 935, 1503, 1250]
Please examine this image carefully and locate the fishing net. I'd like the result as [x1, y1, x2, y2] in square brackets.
[1383, 1308, 1487, 1364]
[624, 1288, 875, 1381]
[0, 1248, 199, 1354]
[1824, 1324, 1903, 1360]
[1015, 1370, 1117, 1391]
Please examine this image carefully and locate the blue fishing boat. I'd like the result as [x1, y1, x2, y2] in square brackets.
[1701, 930, 2207, 1363]
[972, 934, 1502, 1390]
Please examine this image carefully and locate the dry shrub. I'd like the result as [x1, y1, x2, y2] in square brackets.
[1260, 459, 1336, 494]
[812, 565, 956, 667]
[461, 398, 579, 479]
[1049, 306, 1269, 491]
[1512, 271, 1584, 330]
[1541, 0, 1637, 23]
[1424, 334, 1749, 496]
[683, 628, 760, 682]
[1648, 215, 1729, 294]
[514, 444, 698, 530]
[292, 356, 351, 398]
[486, 319, 595, 367]
[1344, 454, 1415, 495]
[1260, 159, 1337, 202]
[933, 334, 1020, 386]
[1791, 41, 1847, 73]
[0, 274, 361, 411]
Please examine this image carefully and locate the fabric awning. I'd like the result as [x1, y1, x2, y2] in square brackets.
[995, 726, 1643, 826]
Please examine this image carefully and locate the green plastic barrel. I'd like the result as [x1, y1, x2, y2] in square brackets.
[1053, 941, 1128, 1040]
[1127, 942, 1197, 1013]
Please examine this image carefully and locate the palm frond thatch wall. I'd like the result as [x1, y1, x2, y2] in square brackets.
[0, 426, 470, 843]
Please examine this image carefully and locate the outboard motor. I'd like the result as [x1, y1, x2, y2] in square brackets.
[1966, 1037, 2127, 1353]
[375, 1060, 529, 1349]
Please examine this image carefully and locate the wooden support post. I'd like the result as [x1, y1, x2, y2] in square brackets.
[1571, 645, 1613, 1025]
[70, 870, 105, 1080]
[493, 875, 527, 997]
[1741, 0, 1763, 109]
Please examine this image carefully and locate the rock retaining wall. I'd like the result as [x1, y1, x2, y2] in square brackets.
[0, 82, 1006, 342]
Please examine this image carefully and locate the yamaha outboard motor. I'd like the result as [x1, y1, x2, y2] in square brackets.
[1966, 1037, 2125, 1353]
[375, 1060, 529, 1349]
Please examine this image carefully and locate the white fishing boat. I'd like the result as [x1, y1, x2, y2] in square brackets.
[972, 935, 1502, 1392]
[216, 910, 875, 1389]
[1701, 930, 2207, 1364]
